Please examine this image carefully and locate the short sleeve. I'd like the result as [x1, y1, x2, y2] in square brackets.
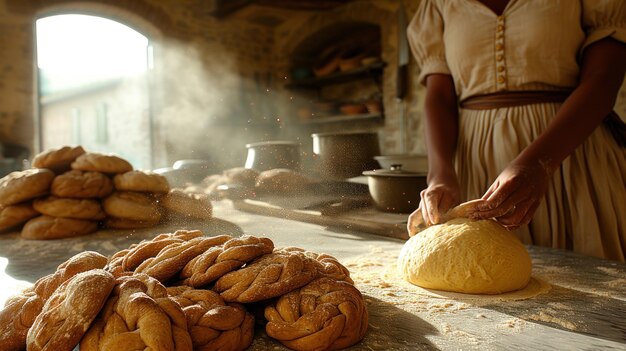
[407, 0, 451, 85]
[581, 0, 626, 52]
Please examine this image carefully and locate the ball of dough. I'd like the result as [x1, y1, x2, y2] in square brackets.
[398, 218, 532, 294]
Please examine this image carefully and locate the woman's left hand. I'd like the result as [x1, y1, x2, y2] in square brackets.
[468, 158, 555, 229]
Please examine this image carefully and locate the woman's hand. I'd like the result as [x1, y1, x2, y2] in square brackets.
[407, 172, 461, 236]
[469, 157, 555, 229]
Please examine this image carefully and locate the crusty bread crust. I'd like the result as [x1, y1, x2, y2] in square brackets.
[33, 196, 106, 220]
[71, 152, 133, 174]
[0, 203, 40, 232]
[31, 145, 86, 174]
[21, 215, 98, 240]
[113, 170, 170, 193]
[0, 169, 55, 207]
[50, 170, 114, 199]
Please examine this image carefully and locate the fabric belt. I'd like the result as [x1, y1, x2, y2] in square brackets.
[460, 90, 626, 147]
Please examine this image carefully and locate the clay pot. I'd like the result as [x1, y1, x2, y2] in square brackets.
[363, 164, 427, 213]
[340, 103, 367, 115]
[311, 131, 380, 180]
[245, 141, 301, 171]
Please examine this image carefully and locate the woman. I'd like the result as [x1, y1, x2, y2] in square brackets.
[406, 0, 626, 261]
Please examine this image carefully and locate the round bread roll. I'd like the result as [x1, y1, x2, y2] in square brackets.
[0, 169, 55, 207]
[0, 203, 40, 232]
[104, 217, 160, 230]
[31, 145, 86, 174]
[71, 152, 133, 174]
[33, 196, 106, 220]
[160, 189, 212, 220]
[103, 191, 161, 222]
[21, 215, 98, 240]
[113, 170, 170, 193]
[398, 218, 532, 294]
[255, 168, 315, 193]
[50, 170, 114, 198]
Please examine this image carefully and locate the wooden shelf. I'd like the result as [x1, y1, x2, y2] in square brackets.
[286, 62, 386, 89]
[300, 112, 383, 124]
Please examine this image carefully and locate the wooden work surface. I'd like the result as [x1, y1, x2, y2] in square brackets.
[0, 200, 625, 350]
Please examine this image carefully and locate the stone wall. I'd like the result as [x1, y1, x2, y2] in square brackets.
[0, 0, 624, 172]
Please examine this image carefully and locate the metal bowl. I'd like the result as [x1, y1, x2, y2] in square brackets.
[374, 154, 428, 173]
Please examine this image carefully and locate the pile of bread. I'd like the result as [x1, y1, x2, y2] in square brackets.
[0, 145, 213, 239]
[198, 167, 317, 198]
[0, 231, 368, 351]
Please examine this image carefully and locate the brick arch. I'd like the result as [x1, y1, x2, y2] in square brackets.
[7, 0, 179, 40]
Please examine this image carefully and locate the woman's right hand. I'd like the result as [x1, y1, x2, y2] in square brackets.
[407, 171, 461, 236]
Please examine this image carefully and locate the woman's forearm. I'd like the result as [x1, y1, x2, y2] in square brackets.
[516, 38, 626, 171]
[424, 74, 460, 182]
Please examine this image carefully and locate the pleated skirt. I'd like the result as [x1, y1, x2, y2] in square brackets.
[456, 102, 626, 261]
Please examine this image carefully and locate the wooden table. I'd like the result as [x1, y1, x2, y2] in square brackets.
[1, 200, 624, 350]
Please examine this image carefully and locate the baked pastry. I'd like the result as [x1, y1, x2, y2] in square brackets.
[281, 247, 354, 284]
[34, 251, 109, 298]
[160, 189, 212, 220]
[0, 290, 44, 351]
[31, 145, 86, 174]
[50, 170, 114, 198]
[213, 248, 320, 303]
[0, 168, 55, 206]
[26, 269, 115, 351]
[134, 235, 232, 283]
[33, 196, 106, 220]
[113, 170, 170, 194]
[255, 168, 315, 193]
[264, 277, 368, 351]
[103, 191, 161, 222]
[71, 152, 133, 174]
[104, 217, 160, 230]
[0, 251, 108, 350]
[80, 274, 193, 351]
[180, 235, 274, 288]
[222, 167, 260, 187]
[167, 286, 254, 351]
[106, 230, 205, 277]
[0, 203, 40, 232]
[21, 215, 98, 240]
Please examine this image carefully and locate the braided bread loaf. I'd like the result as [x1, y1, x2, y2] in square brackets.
[27, 269, 115, 351]
[0, 251, 108, 351]
[264, 277, 368, 351]
[214, 248, 321, 303]
[81, 274, 193, 351]
[167, 286, 254, 351]
[134, 235, 232, 283]
[106, 230, 204, 277]
[279, 247, 354, 285]
[180, 235, 274, 288]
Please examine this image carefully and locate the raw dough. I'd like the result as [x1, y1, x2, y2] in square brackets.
[398, 218, 532, 294]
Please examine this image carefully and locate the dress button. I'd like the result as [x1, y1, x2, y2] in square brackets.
[497, 55, 504, 61]
[497, 25, 504, 32]
[497, 76, 506, 83]
[497, 66, 505, 72]
[495, 43, 504, 51]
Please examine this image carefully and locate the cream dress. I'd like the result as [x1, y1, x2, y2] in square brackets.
[408, 0, 626, 261]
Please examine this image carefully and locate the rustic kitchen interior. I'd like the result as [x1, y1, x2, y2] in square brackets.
[0, 0, 625, 350]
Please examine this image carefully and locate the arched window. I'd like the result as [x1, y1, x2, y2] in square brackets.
[36, 14, 153, 169]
